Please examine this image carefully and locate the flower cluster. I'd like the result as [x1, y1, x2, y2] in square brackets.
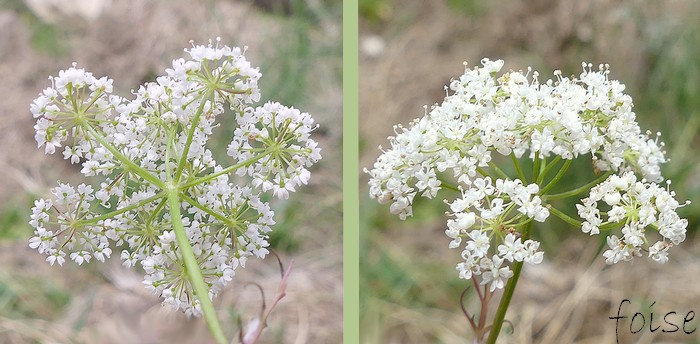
[446, 177, 547, 290]
[29, 39, 321, 316]
[366, 58, 687, 291]
[29, 183, 110, 267]
[367, 59, 666, 221]
[228, 101, 321, 200]
[31, 64, 118, 155]
[456, 232, 543, 292]
[577, 171, 689, 264]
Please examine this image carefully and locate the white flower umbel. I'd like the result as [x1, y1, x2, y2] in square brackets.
[29, 39, 321, 344]
[365, 58, 688, 343]
[577, 171, 688, 265]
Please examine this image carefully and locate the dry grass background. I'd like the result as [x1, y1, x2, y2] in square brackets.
[360, 1, 700, 343]
[0, 0, 341, 343]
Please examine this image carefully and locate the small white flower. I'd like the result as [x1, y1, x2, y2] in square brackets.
[648, 241, 669, 264]
[522, 240, 544, 264]
[465, 230, 490, 258]
[497, 234, 523, 262]
[481, 256, 514, 292]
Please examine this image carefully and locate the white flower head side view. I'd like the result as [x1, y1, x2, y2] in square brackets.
[365, 58, 689, 343]
[29, 38, 321, 344]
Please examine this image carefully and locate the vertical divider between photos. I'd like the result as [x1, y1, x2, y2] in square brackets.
[343, 0, 360, 342]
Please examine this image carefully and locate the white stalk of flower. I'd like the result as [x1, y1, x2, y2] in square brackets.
[365, 58, 688, 343]
[28, 38, 321, 344]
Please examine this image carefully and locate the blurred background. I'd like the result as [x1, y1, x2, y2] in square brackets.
[359, 0, 700, 343]
[0, 0, 341, 343]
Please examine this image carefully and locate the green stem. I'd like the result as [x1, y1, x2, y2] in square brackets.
[510, 153, 527, 182]
[180, 151, 271, 189]
[477, 167, 495, 179]
[547, 205, 582, 227]
[537, 156, 561, 184]
[80, 192, 166, 224]
[539, 159, 572, 195]
[600, 221, 625, 231]
[532, 152, 540, 182]
[174, 89, 213, 182]
[543, 171, 614, 200]
[488, 162, 509, 180]
[437, 176, 460, 192]
[180, 193, 230, 225]
[81, 121, 165, 188]
[485, 221, 532, 344]
[164, 124, 226, 344]
[166, 188, 227, 344]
